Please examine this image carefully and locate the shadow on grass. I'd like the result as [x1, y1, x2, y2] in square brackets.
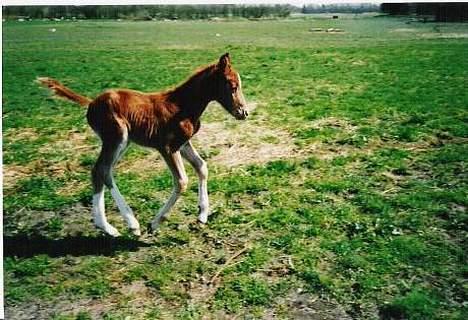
[4, 234, 152, 258]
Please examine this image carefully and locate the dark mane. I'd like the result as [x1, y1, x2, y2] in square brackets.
[165, 63, 217, 97]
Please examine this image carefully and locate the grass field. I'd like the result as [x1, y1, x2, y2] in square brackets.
[3, 15, 468, 319]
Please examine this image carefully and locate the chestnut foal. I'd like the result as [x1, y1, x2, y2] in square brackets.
[38, 53, 248, 236]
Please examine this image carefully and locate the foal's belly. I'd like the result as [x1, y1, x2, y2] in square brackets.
[128, 126, 192, 152]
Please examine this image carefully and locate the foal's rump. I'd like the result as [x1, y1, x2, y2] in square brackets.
[86, 89, 167, 147]
[86, 91, 126, 143]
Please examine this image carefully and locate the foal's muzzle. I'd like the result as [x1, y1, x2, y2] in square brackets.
[234, 108, 249, 120]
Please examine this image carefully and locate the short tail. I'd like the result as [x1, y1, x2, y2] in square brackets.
[36, 77, 91, 107]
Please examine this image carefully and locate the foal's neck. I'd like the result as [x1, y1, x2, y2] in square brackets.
[167, 65, 217, 121]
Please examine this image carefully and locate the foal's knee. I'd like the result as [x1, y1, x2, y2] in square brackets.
[198, 160, 208, 180]
[91, 165, 104, 192]
[91, 164, 112, 189]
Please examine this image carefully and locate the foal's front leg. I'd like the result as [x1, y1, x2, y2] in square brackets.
[150, 150, 188, 231]
[180, 141, 210, 223]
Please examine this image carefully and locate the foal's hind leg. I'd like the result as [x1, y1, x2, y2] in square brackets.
[91, 131, 140, 236]
[91, 141, 122, 237]
[108, 135, 141, 236]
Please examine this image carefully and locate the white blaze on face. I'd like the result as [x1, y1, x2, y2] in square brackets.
[236, 72, 247, 106]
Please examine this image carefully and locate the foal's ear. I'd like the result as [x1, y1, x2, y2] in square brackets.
[218, 53, 231, 70]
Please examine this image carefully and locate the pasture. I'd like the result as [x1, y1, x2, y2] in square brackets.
[3, 16, 468, 319]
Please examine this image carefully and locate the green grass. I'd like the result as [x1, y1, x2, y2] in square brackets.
[3, 15, 468, 319]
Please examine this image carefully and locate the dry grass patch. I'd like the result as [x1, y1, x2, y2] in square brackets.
[117, 151, 165, 176]
[3, 164, 31, 189]
[4, 127, 39, 142]
[302, 142, 359, 160]
[55, 179, 89, 197]
[308, 117, 358, 133]
[1, 129, 98, 194]
[193, 120, 297, 167]
[3, 127, 42, 188]
[38, 129, 97, 155]
[312, 80, 367, 97]
[32, 129, 97, 176]
[421, 32, 468, 39]
[392, 28, 418, 33]
[193, 116, 362, 165]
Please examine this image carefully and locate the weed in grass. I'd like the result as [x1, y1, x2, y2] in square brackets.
[67, 278, 113, 298]
[5, 255, 52, 277]
[215, 276, 272, 312]
[380, 290, 440, 320]
[76, 311, 93, 320]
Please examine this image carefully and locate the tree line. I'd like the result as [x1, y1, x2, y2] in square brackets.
[2, 5, 292, 20]
[301, 3, 380, 14]
[381, 3, 468, 22]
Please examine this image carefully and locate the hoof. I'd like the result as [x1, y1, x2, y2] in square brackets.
[198, 213, 208, 224]
[108, 230, 121, 237]
[197, 216, 208, 224]
[130, 228, 141, 237]
[97, 224, 121, 237]
[197, 206, 209, 224]
[195, 221, 207, 230]
[147, 216, 167, 234]
[147, 222, 156, 234]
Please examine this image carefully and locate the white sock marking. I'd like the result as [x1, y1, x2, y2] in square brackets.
[92, 191, 120, 237]
[180, 142, 210, 223]
[110, 185, 140, 233]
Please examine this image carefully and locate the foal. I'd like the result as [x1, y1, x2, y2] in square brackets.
[38, 53, 248, 236]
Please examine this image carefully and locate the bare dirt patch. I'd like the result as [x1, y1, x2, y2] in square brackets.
[6, 293, 162, 320]
[4, 203, 93, 238]
[186, 282, 219, 304]
[264, 291, 352, 320]
[192, 116, 366, 165]
[119, 280, 151, 297]
[193, 120, 296, 167]
[6, 298, 108, 320]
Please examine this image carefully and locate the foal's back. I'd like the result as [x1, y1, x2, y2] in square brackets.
[87, 89, 178, 148]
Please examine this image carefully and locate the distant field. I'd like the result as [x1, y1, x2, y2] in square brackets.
[3, 16, 467, 319]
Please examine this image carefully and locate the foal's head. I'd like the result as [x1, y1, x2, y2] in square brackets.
[214, 53, 248, 120]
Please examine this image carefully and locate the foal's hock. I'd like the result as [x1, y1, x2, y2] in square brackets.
[38, 53, 248, 236]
